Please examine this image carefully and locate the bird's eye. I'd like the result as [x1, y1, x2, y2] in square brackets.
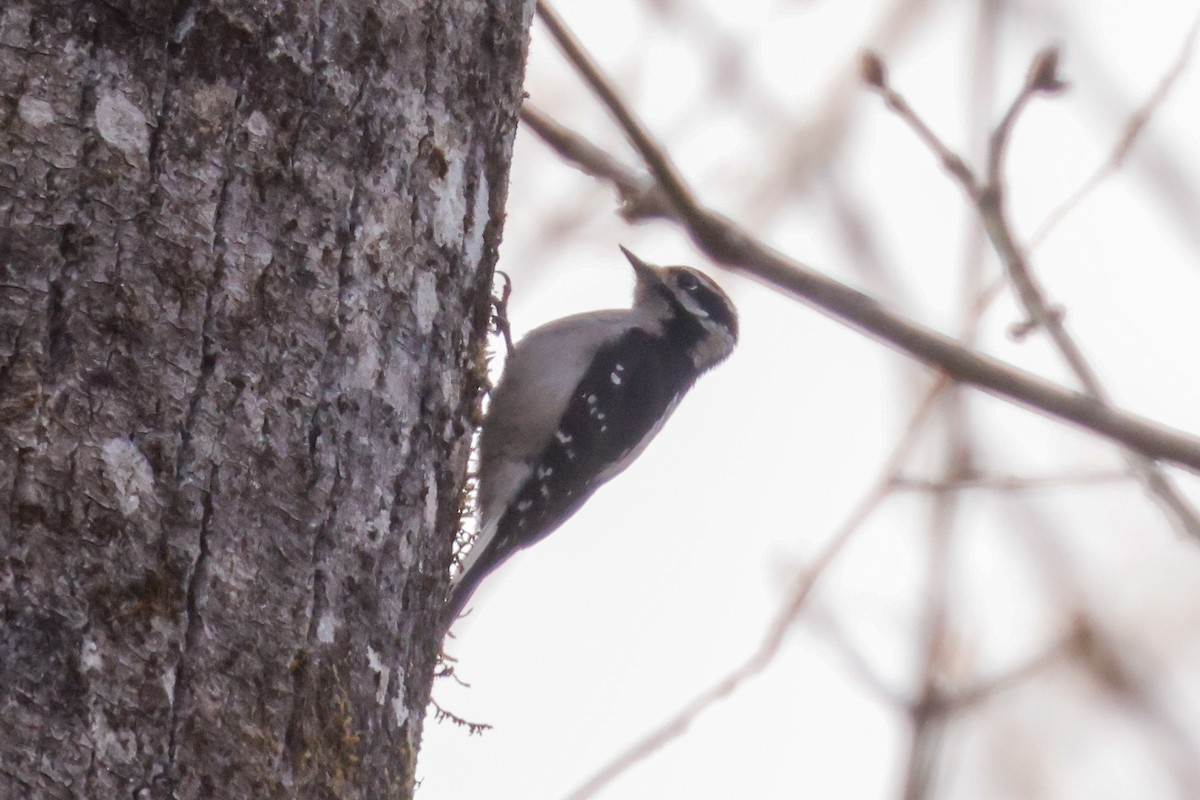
[676, 271, 699, 292]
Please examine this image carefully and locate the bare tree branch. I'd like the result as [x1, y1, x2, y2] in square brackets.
[947, 13, 1200, 349]
[520, 105, 673, 221]
[531, 1, 1200, 474]
[522, 10, 1200, 795]
[869, 47, 1200, 542]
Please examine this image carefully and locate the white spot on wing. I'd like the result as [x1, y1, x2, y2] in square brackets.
[555, 431, 573, 444]
[611, 371, 622, 385]
[593, 394, 684, 485]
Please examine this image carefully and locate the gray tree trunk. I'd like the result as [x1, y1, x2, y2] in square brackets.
[0, 1, 531, 797]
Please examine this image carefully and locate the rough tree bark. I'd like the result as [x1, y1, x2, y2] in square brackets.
[0, 0, 531, 797]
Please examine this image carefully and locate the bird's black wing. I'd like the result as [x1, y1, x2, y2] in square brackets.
[482, 326, 697, 570]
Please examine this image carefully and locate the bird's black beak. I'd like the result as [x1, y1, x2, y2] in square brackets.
[620, 245, 661, 285]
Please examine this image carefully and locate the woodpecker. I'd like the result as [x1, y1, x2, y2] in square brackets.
[442, 247, 738, 631]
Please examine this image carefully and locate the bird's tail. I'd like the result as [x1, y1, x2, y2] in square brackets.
[437, 517, 498, 637]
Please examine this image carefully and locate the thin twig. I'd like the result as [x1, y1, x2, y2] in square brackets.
[901, 403, 968, 800]
[519, 105, 673, 221]
[1029, 15, 1200, 248]
[891, 470, 1128, 492]
[531, 1, 1200, 473]
[862, 52, 981, 202]
[869, 47, 1200, 542]
[428, 697, 494, 736]
[807, 605, 908, 709]
[955, 18, 1200, 325]
[946, 628, 1080, 714]
[535, 2, 699, 224]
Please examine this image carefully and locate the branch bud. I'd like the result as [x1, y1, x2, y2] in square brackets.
[859, 50, 888, 90]
[1026, 47, 1067, 94]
